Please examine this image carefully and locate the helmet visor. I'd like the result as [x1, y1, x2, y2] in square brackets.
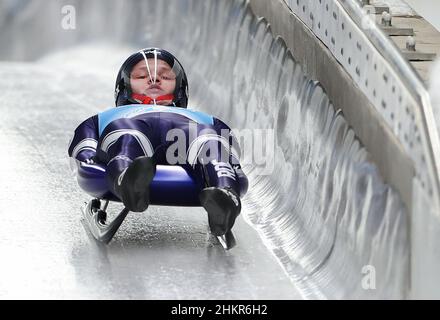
[128, 50, 184, 104]
[135, 49, 184, 84]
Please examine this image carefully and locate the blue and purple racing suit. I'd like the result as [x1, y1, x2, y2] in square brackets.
[68, 104, 248, 200]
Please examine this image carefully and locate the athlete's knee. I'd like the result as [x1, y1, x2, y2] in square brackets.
[100, 129, 155, 159]
[116, 133, 140, 145]
[187, 135, 231, 166]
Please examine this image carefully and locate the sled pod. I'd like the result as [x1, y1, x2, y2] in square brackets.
[75, 161, 204, 206]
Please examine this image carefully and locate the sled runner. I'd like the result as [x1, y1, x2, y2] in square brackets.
[75, 160, 239, 250]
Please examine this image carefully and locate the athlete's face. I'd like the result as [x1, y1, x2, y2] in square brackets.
[130, 58, 176, 105]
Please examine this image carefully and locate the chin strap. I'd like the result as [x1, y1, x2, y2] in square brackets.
[132, 93, 175, 105]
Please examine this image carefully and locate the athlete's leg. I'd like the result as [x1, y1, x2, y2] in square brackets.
[182, 123, 242, 236]
[97, 118, 158, 212]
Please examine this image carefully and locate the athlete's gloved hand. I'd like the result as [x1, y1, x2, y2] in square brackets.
[85, 158, 95, 164]
[75, 149, 97, 163]
[233, 164, 249, 196]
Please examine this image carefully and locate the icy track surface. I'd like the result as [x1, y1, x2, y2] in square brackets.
[0, 48, 301, 299]
[0, 0, 410, 299]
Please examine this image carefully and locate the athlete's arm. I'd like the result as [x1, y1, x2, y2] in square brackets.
[68, 115, 99, 162]
[213, 118, 249, 195]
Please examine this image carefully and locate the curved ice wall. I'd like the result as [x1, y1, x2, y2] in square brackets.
[268, 0, 440, 298]
[0, 0, 412, 298]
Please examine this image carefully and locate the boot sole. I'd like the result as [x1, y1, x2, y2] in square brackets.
[199, 188, 240, 236]
[121, 157, 156, 212]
